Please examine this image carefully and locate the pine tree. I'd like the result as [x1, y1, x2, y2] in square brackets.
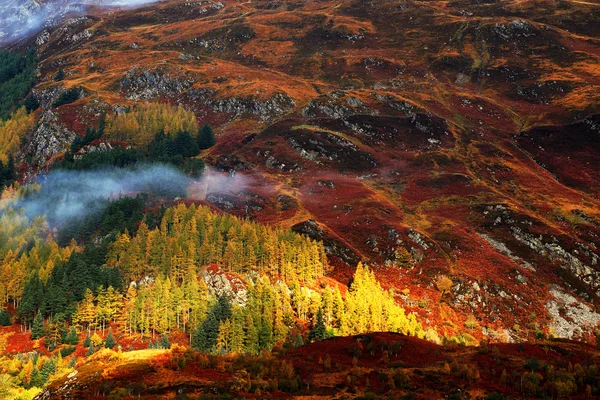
[197, 124, 216, 150]
[161, 334, 171, 349]
[174, 131, 200, 158]
[31, 312, 45, 340]
[30, 366, 44, 388]
[0, 310, 11, 326]
[308, 308, 326, 342]
[83, 332, 91, 348]
[86, 344, 95, 357]
[66, 328, 78, 345]
[105, 328, 115, 349]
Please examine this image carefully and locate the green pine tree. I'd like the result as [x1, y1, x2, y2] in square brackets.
[0, 310, 11, 326]
[308, 308, 326, 342]
[30, 366, 45, 388]
[31, 313, 45, 340]
[161, 334, 171, 349]
[105, 328, 115, 349]
[86, 344, 95, 357]
[83, 332, 91, 348]
[197, 124, 216, 150]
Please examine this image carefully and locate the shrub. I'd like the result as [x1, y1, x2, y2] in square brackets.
[53, 86, 83, 107]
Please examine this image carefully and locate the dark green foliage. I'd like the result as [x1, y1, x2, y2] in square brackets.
[308, 308, 327, 342]
[0, 156, 16, 192]
[525, 357, 541, 371]
[18, 274, 44, 324]
[0, 49, 37, 120]
[57, 195, 148, 245]
[181, 158, 205, 178]
[161, 334, 171, 349]
[53, 86, 83, 108]
[23, 94, 39, 113]
[105, 328, 115, 349]
[60, 346, 77, 358]
[29, 366, 45, 388]
[197, 124, 216, 150]
[174, 131, 200, 158]
[65, 328, 79, 345]
[84, 332, 91, 348]
[87, 343, 95, 357]
[19, 243, 122, 320]
[54, 69, 65, 82]
[57, 127, 205, 178]
[40, 357, 55, 382]
[0, 310, 11, 326]
[192, 295, 232, 352]
[31, 313, 45, 340]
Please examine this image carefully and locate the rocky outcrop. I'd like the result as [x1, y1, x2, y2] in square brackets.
[510, 226, 600, 296]
[302, 91, 377, 119]
[203, 266, 247, 306]
[23, 110, 76, 165]
[120, 67, 194, 100]
[187, 89, 296, 121]
[546, 285, 600, 339]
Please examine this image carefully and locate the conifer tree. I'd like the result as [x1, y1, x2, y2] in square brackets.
[197, 124, 216, 150]
[31, 312, 44, 340]
[105, 328, 115, 349]
[161, 334, 171, 349]
[29, 366, 44, 388]
[0, 310, 11, 326]
[308, 308, 327, 342]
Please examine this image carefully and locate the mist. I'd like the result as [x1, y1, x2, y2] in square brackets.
[16, 164, 190, 226]
[0, 0, 163, 45]
[8, 164, 253, 228]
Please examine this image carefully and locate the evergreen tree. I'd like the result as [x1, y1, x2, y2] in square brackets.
[29, 366, 44, 388]
[86, 344, 95, 357]
[197, 123, 216, 150]
[54, 69, 65, 81]
[105, 328, 115, 349]
[161, 334, 171, 349]
[308, 308, 327, 342]
[66, 328, 78, 345]
[174, 131, 200, 158]
[31, 313, 45, 340]
[0, 310, 11, 326]
[23, 94, 39, 112]
[83, 332, 91, 348]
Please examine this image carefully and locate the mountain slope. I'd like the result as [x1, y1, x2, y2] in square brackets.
[7, 0, 600, 342]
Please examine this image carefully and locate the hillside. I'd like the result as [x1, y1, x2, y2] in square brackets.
[10, 0, 598, 341]
[36, 333, 600, 399]
[0, 0, 599, 398]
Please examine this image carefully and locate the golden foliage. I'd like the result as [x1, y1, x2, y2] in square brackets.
[0, 107, 34, 163]
[105, 102, 198, 146]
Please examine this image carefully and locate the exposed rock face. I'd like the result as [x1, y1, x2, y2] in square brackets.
[510, 226, 600, 296]
[187, 89, 296, 121]
[74, 140, 129, 159]
[203, 266, 247, 306]
[23, 110, 76, 165]
[33, 86, 65, 110]
[546, 285, 600, 339]
[120, 67, 194, 100]
[302, 91, 377, 119]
